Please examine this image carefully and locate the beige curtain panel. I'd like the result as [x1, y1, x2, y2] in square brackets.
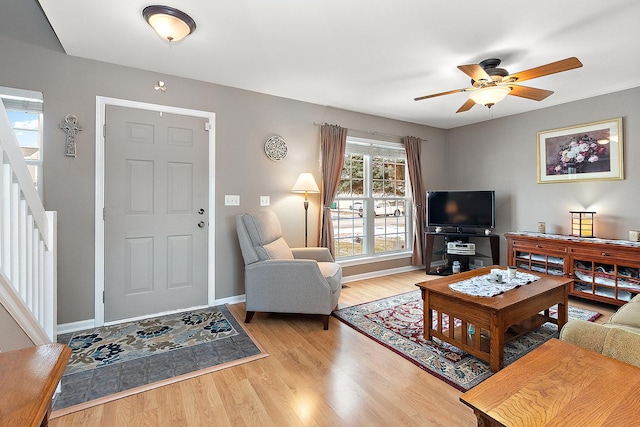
[319, 124, 347, 257]
[403, 136, 426, 266]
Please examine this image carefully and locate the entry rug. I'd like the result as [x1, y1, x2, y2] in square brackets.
[332, 291, 600, 391]
[52, 305, 267, 415]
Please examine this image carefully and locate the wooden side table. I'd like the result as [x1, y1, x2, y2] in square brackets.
[0, 343, 71, 427]
[460, 338, 640, 426]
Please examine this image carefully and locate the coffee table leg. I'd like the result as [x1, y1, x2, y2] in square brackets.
[423, 289, 432, 340]
[490, 312, 504, 373]
[557, 287, 569, 331]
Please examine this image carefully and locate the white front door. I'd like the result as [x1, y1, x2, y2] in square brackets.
[104, 105, 209, 322]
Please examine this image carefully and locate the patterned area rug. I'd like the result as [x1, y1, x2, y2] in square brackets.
[333, 290, 600, 391]
[52, 305, 267, 415]
[64, 306, 238, 375]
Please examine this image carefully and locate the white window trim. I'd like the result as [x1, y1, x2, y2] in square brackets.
[334, 136, 413, 260]
[1, 87, 44, 198]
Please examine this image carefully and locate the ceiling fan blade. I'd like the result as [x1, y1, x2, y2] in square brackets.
[508, 85, 554, 101]
[414, 88, 467, 101]
[457, 64, 492, 82]
[506, 57, 583, 83]
[456, 98, 476, 113]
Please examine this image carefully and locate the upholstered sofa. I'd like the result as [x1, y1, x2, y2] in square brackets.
[236, 210, 342, 330]
[559, 294, 640, 367]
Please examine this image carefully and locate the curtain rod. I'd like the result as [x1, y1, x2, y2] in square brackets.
[312, 122, 427, 142]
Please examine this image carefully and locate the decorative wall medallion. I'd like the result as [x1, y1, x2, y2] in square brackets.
[264, 135, 287, 161]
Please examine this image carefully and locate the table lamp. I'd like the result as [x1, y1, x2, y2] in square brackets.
[570, 211, 595, 238]
[292, 173, 320, 247]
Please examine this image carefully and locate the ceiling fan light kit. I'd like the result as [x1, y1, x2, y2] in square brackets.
[143, 5, 196, 43]
[415, 57, 583, 113]
[469, 86, 511, 107]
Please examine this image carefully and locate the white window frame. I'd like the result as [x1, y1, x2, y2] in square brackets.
[333, 136, 412, 260]
[1, 86, 44, 198]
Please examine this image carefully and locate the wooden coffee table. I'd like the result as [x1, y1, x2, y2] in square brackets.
[416, 266, 570, 372]
[460, 338, 640, 426]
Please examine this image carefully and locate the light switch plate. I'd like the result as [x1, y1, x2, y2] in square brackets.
[260, 196, 270, 206]
[224, 195, 240, 206]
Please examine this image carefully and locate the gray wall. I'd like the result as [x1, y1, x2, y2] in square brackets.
[0, 1, 446, 324]
[0, 306, 34, 351]
[3, 1, 638, 326]
[446, 88, 640, 261]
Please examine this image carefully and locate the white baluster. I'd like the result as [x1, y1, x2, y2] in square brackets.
[32, 226, 40, 322]
[10, 181, 19, 286]
[19, 198, 27, 302]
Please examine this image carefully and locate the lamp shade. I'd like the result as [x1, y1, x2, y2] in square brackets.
[143, 5, 196, 42]
[469, 86, 511, 107]
[292, 173, 320, 194]
[570, 211, 595, 238]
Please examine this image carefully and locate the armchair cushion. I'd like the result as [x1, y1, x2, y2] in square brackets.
[263, 237, 294, 260]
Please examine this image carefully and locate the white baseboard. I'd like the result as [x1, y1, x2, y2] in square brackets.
[57, 319, 95, 335]
[57, 295, 249, 334]
[214, 294, 246, 306]
[342, 265, 424, 283]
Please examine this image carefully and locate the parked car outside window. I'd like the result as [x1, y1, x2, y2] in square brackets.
[358, 201, 403, 217]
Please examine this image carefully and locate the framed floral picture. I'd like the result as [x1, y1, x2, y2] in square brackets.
[537, 118, 623, 183]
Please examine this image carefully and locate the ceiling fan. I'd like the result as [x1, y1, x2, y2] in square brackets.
[414, 57, 583, 113]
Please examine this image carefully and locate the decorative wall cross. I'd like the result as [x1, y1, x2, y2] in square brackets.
[60, 114, 82, 157]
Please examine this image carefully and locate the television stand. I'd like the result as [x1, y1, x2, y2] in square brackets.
[424, 231, 500, 275]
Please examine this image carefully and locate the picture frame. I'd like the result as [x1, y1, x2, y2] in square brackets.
[537, 118, 623, 183]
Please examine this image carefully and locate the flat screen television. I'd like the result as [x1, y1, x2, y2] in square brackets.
[426, 190, 495, 230]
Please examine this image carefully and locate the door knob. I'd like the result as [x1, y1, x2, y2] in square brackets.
[198, 208, 205, 215]
[198, 221, 205, 228]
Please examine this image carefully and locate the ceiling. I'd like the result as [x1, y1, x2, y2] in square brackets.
[38, 0, 640, 129]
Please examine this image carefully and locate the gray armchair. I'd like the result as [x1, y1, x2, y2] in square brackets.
[236, 210, 342, 330]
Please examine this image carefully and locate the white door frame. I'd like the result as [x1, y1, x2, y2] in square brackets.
[94, 96, 216, 326]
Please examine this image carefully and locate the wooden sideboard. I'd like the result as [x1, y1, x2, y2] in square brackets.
[505, 232, 640, 306]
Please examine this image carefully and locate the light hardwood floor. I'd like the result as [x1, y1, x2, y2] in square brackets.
[50, 270, 615, 427]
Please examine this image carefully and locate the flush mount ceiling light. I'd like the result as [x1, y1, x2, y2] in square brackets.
[469, 86, 511, 108]
[142, 5, 196, 43]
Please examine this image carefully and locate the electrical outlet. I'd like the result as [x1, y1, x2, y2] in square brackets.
[260, 196, 270, 206]
[224, 195, 240, 206]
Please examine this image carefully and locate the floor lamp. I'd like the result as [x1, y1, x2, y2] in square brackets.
[292, 173, 320, 247]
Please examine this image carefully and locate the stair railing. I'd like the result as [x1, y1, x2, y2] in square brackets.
[0, 101, 56, 344]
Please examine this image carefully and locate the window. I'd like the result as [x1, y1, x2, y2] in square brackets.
[332, 136, 411, 259]
[1, 86, 44, 196]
